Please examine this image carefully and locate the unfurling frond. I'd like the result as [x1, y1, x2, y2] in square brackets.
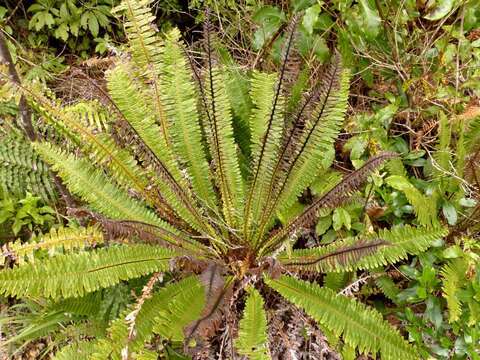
[266, 275, 417, 359]
[235, 287, 270, 360]
[4, 226, 103, 265]
[441, 258, 468, 323]
[0, 244, 177, 299]
[280, 225, 448, 272]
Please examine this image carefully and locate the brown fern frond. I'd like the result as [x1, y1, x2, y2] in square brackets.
[185, 264, 233, 341]
[68, 208, 207, 254]
[284, 239, 388, 269]
[263, 152, 397, 253]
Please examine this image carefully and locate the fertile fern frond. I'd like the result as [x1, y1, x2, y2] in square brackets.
[4, 226, 103, 265]
[262, 152, 397, 254]
[201, 19, 245, 229]
[235, 287, 270, 360]
[0, 244, 178, 299]
[265, 275, 417, 359]
[280, 225, 448, 272]
[256, 57, 351, 242]
[441, 257, 468, 323]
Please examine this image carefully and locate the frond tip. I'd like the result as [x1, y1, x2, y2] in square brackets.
[235, 287, 270, 359]
[266, 275, 417, 360]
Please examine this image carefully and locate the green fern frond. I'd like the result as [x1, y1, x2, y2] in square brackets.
[244, 70, 284, 243]
[0, 244, 177, 299]
[53, 341, 96, 360]
[375, 274, 401, 305]
[441, 257, 468, 323]
[265, 275, 417, 359]
[323, 272, 349, 291]
[65, 100, 110, 132]
[263, 65, 351, 236]
[114, 0, 162, 71]
[20, 86, 167, 215]
[161, 29, 218, 210]
[33, 142, 180, 237]
[6, 226, 103, 264]
[0, 131, 56, 202]
[203, 57, 245, 228]
[386, 175, 438, 227]
[90, 276, 202, 359]
[152, 276, 205, 342]
[106, 64, 212, 236]
[235, 287, 270, 360]
[280, 225, 448, 272]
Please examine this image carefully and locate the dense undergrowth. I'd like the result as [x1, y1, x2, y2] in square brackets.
[0, 0, 479, 359]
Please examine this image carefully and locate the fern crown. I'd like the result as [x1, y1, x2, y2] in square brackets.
[1, 1, 449, 359]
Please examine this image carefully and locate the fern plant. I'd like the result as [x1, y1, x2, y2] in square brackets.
[1, 1, 449, 358]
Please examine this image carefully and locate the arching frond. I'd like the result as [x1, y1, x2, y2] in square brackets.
[266, 275, 417, 359]
[0, 244, 177, 299]
[280, 225, 448, 272]
[106, 65, 210, 234]
[235, 287, 270, 360]
[33, 142, 178, 238]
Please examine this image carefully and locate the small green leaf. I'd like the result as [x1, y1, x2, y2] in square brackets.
[303, 4, 321, 34]
[442, 202, 457, 225]
[424, 0, 455, 21]
[332, 208, 351, 231]
[316, 216, 332, 236]
[88, 13, 99, 37]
